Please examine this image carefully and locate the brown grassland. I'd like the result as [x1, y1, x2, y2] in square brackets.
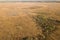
[0, 2, 60, 40]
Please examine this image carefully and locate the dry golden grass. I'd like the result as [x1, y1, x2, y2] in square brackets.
[0, 2, 60, 40]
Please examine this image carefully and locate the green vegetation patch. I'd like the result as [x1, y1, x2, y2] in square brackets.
[32, 14, 60, 40]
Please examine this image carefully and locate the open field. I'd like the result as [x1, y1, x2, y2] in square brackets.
[0, 2, 60, 40]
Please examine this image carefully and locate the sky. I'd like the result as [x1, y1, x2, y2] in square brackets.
[0, 0, 60, 1]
